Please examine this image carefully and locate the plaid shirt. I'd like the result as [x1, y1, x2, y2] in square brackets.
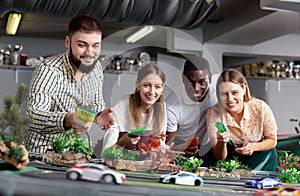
[24, 53, 105, 153]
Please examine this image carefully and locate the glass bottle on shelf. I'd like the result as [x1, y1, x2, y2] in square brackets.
[113, 55, 122, 71]
[128, 58, 135, 72]
[269, 62, 276, 78]
[9, 44, 23, 65]
[0, 49, 4, 65]
[12, 52, 19, 65]
[287, 61, 294, 78]
[293, 63, 300, 79]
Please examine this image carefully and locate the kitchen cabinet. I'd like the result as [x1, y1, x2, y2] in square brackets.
[247, 77, 300, 135]
[0, 65, 34, 112]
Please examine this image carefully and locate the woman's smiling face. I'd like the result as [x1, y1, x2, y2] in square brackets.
[219, 81, 245, 115]
[136, 73, 164, 108]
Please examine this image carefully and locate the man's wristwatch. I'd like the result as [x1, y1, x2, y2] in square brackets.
[94, 111, 102, 123]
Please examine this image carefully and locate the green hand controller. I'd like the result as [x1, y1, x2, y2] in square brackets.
[76, 107, 97, 122]
[128, 128, 146, 138]
[215, 122, 227, 133]
[215, 122, 237, 147]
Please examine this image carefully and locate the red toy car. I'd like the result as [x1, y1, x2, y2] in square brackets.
[255, 185, 300, 195]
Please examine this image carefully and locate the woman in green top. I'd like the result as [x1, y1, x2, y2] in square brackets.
[206, 69, 279, 171]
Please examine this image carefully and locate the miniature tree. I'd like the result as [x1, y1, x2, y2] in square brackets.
[140, 133, 169, 173]
[0, 83, 30, 144]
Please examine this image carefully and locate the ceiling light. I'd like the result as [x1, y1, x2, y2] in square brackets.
[126, 26, 156, 43]
[6, 13, 22, 35]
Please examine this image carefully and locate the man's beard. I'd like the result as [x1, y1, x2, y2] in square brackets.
[69, 48, 97, 74]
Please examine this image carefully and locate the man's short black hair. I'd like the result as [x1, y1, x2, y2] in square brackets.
[183, 56, 211, 76]
[68, 15, 102, 37]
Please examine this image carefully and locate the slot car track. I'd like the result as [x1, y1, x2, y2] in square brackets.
[126, 173, 256, 191]
[22, 161, 262, 195]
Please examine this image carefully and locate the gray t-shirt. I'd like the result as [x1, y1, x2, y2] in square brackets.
[165, 84, 217, 155]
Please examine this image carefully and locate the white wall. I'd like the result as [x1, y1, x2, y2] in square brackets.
[2, 28, 300, 135]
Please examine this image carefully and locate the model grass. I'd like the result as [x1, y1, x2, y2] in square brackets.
[102, 145, 140, 161]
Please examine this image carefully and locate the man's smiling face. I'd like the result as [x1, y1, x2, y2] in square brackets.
[66, 31, 102, 73]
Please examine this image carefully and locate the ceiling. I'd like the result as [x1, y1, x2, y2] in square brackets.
[0, 0, 218, 39]
[0, 0, 300, 66]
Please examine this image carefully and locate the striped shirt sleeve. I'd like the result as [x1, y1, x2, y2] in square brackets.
[26, 61, 66, 133]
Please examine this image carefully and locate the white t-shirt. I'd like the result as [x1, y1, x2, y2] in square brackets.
[165, 84, 217, 153]
[102, 95, 167, 150]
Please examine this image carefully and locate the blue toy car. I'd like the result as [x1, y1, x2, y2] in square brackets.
[245, 177, 283, 189]
[159, 171, 204, 186]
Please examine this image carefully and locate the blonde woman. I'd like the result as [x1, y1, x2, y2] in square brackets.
[206, 69, 279, 171]
[102, 64, 167, 159]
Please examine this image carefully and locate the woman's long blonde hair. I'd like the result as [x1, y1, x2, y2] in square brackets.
[129, 64, 166, 132]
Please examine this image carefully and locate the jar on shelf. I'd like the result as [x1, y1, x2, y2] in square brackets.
[20, 54, 27, 66]
[3, 50, 10, 65]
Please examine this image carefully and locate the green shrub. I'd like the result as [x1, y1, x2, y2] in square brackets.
[102, 145, 139, 160]
[102, 145, 124, 160]
[216, 158, 249, 172]
[122, 150, 140, 161]
[279, 168, 300, 183]
[50, 130, 92, 156]
[176, 155, 203, 172]
[277, 150, 299, 169]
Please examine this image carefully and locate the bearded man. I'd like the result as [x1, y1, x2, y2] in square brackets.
[24, 15, 114, 154]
